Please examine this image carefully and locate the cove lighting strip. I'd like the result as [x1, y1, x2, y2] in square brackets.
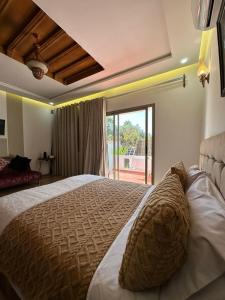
[56, 64, 197, 108]
[0, 29, 214, 108]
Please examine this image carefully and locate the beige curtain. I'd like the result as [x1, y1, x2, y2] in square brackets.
[52, 105, 79, 177]
[52, 98, 107, 177]
[79, 98, 107, 176]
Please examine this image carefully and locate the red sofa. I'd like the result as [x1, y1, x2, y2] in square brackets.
[0, 163, 41, 190]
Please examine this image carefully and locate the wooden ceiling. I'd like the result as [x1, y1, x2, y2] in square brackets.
[0, 0, 104, 85]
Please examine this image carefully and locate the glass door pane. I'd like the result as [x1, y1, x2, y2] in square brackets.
[147, 107, 153, 184]
[107, 106, 154, 185]
[118, 110, 146, 184]
[106, 115, 114, 179]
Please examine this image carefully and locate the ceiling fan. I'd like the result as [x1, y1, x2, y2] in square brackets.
[26, 33, 48, 80]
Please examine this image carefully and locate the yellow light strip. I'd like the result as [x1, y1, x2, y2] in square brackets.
[22, 96, 52, 109]
[56, 63, 197, 108]
[199, 29, 213, 63]
[0, 89, 52, 109]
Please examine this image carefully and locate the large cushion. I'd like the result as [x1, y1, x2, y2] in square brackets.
[0, 158, 8, 172]
[119, 174, 190, 291]
[8, 155, 31, 171]
[163, 161, 187, 190]
[185, 166, 206, 191]
[160, 172, 225, 300]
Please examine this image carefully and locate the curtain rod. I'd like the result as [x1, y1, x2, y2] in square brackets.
[105, 74, 186, 100]
[55, 74, 186, 108]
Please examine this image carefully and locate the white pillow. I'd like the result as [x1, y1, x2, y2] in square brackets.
[188, 273, 225, 300]
[160, 172, 225, 300]
[185, 166, 206, 191]
[188, 165, 200, 171]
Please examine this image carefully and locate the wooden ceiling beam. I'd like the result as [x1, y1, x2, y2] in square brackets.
[38, 29, 65, 54]
[46, 43, 80, 65]
[7, 10, 46, 56]
[24, 28, 66, 60]
[0, 0, 12, 17]
[63, 64, 103, 85]
[1, 47, 23, 63]
[0, 45, 5, 54]
[54, 54, 92, 78]
[0, 0, 8, 12]
[0, 0, 103, 85]
[46, 70, 57, 80]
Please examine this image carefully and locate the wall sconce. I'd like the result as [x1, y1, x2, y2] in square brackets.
[197, 61, 210, 87]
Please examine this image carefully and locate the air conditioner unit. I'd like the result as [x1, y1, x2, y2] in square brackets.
[191, 0, 222, 30]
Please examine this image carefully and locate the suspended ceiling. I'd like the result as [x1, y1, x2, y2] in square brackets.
[0, 0, 103, 86]
[0, 0, 201, 104]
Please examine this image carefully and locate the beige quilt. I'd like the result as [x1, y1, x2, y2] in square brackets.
[0, 178, 149, 300]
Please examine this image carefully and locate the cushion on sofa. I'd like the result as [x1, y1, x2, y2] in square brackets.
[0, 158, 8, 172]
[8, 155, 31, 171]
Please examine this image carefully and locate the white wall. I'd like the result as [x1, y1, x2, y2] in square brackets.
[107, 67, 204, 183]
[7, 93, 24, 156]
[204, 29, 225, 138]
[0, 91, 7, 138]
[22, 99, 53, 174]
[0, 91, 8, 156]
[0, 92, 52, 174]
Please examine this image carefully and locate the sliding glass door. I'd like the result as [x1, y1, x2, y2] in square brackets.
[106, 105, 154, 184]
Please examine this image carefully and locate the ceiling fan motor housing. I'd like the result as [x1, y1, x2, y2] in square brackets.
[26, 60, 48, 80]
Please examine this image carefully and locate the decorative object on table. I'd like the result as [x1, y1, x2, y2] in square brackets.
[38, 154, 55, 175]
[217, 0, 225, 96]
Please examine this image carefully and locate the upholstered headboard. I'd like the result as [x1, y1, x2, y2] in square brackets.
[200, 131, 225, 199]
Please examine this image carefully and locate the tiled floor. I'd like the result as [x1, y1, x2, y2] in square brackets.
[110, 170, 152, 184]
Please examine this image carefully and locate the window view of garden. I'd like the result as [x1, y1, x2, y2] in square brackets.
[106, 108, 153, 184]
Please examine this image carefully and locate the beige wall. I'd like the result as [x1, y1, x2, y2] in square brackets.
[204, 29, 225, 138]
[0, 91, 8, 156]
[0, 93, 52, 175]
[22, 100, 53, 174]
[7, 93, 24, 156]
[107, 67, 205, 183]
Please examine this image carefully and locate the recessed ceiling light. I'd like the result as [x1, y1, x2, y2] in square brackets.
[180, 57, 188, 64]
[49, 102, 54, 106]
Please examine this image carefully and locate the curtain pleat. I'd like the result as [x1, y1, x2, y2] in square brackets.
[52, 104, 79, 177]
[79, 99, 106, 175]
[52, 98, 106, 177]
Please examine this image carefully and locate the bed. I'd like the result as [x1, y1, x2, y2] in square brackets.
[0, 132, 225, 300]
